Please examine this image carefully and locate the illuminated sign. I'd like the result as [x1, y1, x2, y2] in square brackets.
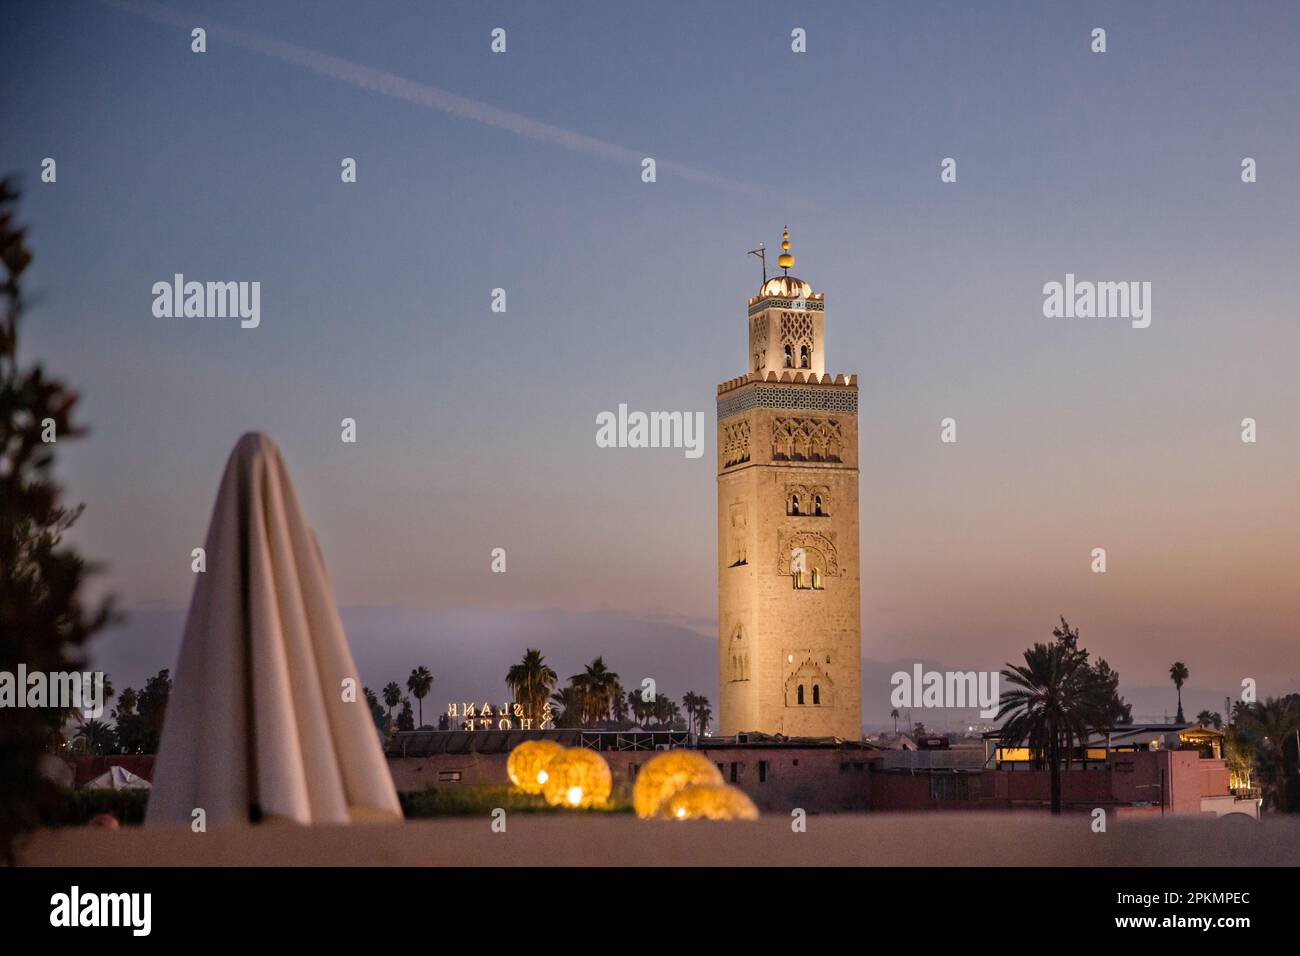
[447, 701, 554, 731]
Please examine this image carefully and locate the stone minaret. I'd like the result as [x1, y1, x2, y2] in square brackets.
[717, 229, 861, 740]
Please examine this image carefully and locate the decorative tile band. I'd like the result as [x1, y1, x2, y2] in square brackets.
[718, 384, 858, 420]
[748, 298, 826, 316]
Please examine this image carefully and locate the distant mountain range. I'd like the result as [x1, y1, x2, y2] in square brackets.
[90, 605, 1259, 731]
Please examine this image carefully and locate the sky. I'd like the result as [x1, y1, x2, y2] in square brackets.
[3, 0, 1298, 723]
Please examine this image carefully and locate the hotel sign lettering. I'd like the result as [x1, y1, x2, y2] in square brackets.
[447, 701, 554, 731]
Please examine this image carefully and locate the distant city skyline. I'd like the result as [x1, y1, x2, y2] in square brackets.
[4, 0, 1299, 712]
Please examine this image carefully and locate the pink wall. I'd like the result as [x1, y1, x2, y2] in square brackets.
[871, 750, 1223, 814]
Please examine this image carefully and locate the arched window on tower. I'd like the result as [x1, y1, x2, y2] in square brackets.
[812, 684, 821, 705]
[814, 495, 824, 516]
[797, 685, 805, 705]
[783, 344, 793, 368]
[790, 494, 800, 516]
[799, 345, 810, 368]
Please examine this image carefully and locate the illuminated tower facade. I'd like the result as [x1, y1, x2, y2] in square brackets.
[717, 229, 861, 739]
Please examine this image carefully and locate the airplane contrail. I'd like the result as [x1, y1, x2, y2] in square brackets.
[98, 0, 781, 200]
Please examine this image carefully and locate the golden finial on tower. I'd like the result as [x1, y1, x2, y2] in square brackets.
[777, 226, 794, 273]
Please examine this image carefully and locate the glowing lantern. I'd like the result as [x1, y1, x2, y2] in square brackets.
[660, 783, 759, 821]
[506, 740, 564, 795]
[632, 751, 724, 819]
[541, 748, 612, 809]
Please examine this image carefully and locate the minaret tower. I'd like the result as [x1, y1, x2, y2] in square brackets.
[717, 229, 861, 739]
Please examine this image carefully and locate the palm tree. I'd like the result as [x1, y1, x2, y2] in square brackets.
[697, 704, 713, 736]
[382, 681, 402, 719]
[610, 678, 627, 723]
[650, 694, 682, 728]
[505, 648, 558, 722]
[890, 708, 899, 734]
[74, 719, 114, 755]
[1230, 700, 1250, 726]
[1169, 662, 1189, 723]
[682, 691, 701, 733]
[407, 666, 433, 728]
[76, 673, 114, 752]
[550, 685, 584, 728]
[1196, 709, 1222, 729]
[570, 657, 620, 727]
[626, 688, 647, 727]
[998, 641, 1111, 814]
[1244, 697, 1298, 813]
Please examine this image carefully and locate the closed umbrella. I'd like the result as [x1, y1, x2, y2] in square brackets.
[147, 433, 401, 826]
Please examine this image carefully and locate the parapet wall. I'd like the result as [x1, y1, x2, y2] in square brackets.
[718, 369, 858, 396]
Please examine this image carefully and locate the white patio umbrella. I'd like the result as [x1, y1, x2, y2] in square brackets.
[147, 433, 402, 827]
[84, 766, 152, 791]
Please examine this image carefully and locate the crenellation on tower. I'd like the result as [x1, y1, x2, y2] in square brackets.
[717, 229, 862, 741]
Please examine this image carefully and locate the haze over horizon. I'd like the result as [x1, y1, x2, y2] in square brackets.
[4, 0, 1298, 721]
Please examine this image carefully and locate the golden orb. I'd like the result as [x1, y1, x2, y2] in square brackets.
[632, 751, 724, 819]
[660, 783, 760, 821]
[541, 748, 613, 808]
[778, 227, 794, 269]
[506, 739, 564, 795]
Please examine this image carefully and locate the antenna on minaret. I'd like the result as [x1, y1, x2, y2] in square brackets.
[747, 243, 767, 284]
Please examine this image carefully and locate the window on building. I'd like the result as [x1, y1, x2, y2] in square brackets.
[729, 762, 739, 783]
[783, 345, 793, 368]
[758, 761, 768, 783]
[797, 685, 805, 705]
[437, 770, 462, 783]
[812, 684, 821, 705]
[799, 345, 810, 368]
[791, 494, 800, 515]
[814, 495, 824, 516]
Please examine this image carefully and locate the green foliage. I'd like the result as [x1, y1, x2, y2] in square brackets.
[0, 178, 113, 861]
[561, 656, 622, 727]
[1169, 661, 1190, 723]
[73, 719, 117, 755]
[363, 686, 387, 731]
[406, 665, 433, 727]
[997, 617, 1128, 813]
[112, 668, 172, 754]
[382, 681, 402, 715]
[506, 648, 558, 722]
[397, 697, 415, 732]
[1234, 696, 1299, 813]
[398, 785, 631, 818]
